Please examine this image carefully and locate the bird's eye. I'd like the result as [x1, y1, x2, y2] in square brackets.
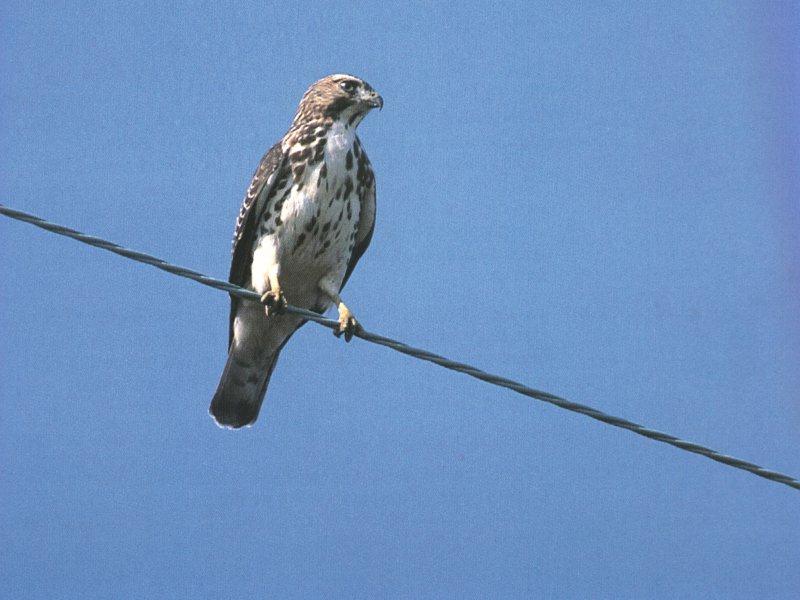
[339, 81, 357, 94]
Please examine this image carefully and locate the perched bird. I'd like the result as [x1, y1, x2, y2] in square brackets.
[210, 74, 382, 428]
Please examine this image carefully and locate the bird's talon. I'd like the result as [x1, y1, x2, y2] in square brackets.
[334, 316, 360, 342]
[261, 290, 287, 317]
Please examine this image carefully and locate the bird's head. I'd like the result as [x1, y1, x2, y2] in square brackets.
[293, 74, 383, 128]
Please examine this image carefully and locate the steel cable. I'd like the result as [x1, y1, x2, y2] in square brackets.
[2, 203, 798, 492]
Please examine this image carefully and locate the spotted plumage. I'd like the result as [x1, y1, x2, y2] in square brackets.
[210, 74, 381, 429]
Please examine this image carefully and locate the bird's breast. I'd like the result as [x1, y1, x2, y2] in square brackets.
[251, 132, 361, 303]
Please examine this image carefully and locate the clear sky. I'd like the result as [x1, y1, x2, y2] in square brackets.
[1, 1, 798, 598]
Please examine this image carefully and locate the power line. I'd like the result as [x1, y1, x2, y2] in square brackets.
[2, 202, 798, 492]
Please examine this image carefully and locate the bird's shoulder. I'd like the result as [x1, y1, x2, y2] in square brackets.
[231, 141, 287, 254]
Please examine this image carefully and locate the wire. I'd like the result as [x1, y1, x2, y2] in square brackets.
[2, 202, 798, 492]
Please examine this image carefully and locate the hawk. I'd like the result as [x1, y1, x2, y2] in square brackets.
[210, 74, 382, 428]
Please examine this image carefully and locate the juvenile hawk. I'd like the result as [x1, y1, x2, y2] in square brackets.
[210, 74, 382, 428]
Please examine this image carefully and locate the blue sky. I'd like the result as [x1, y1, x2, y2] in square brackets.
[1, 1, 798, 598]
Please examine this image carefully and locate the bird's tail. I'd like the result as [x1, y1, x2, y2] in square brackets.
[209, 348, 281, 429]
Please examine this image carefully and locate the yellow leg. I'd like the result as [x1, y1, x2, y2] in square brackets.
[318, 277, 361, 342]
[261, 266, 286, 317]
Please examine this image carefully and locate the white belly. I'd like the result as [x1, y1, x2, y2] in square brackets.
[250, 132, 361, 310]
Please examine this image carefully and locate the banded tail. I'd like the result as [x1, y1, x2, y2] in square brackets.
[210, 347, 281, 428]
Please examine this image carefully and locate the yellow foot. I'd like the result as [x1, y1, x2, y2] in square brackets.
[333, 310, 361, 343]
[261, 290, 287, 317]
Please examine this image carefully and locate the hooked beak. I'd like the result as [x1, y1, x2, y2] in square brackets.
[362, 90, 384, 110]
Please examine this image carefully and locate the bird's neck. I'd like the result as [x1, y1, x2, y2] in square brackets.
[325, 120, 357, 150]
[284, 117, 357, 157]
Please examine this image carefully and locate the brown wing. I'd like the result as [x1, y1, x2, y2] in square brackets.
[341, 140, 376, 290]
[227, 141, 288, 347]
